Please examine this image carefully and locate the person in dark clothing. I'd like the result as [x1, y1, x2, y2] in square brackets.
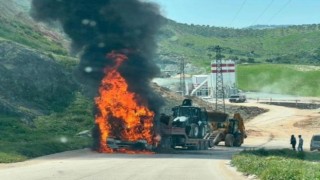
[290, 135, 297, 151]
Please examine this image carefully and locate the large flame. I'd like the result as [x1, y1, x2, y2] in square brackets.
[95, 51, 155, 153]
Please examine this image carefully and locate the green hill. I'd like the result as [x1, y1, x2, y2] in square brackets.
[159, 19, 320, 68]
[158, 20, 320, 97]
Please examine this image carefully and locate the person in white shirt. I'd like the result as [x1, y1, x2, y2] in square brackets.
[298, 135, 303, 152]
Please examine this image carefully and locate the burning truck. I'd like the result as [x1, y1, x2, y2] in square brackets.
[94, 52, 157, 153]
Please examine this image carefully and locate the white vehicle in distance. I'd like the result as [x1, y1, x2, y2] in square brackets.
[229, 94, 246, 103]
[310, 134, 320, 151]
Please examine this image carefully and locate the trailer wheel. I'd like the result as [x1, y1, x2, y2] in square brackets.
[198, 141, 203, 150]
[200, 141, 206, 150]
[199, 141, 208, 150]
[203, 141, 208, 150]
[233, 135, 242, 147]
[198, 124, 208, 138]
[225, 134, 234, 147]
[209, 140, 214, 148]
[188, 123, 199, 138]
[191, 143, 200, 150]
[161, 136, 173, 149]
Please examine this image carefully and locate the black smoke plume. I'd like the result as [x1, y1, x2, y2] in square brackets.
[31, 0, 164, 149]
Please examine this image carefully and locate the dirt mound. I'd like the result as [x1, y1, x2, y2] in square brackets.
[293, 117, 320, 128]
[152, 83, 267, 120]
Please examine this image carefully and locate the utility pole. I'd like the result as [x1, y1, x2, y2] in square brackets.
[179, 56, 185, 96]
[214, 46, 226, 113]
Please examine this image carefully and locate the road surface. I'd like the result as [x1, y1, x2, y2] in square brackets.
[0, 100, 319, 180]
[241, 101, 320, 149]
[0, 147, 247, 180]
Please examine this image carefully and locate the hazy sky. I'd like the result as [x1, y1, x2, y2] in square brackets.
[150, 0, 320, 28]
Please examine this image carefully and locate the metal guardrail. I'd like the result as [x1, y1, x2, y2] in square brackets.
[247, 98, 320, 109]
[247, 97, 320, 104]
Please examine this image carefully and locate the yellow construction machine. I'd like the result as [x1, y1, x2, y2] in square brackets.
[207, 112, 246, 147]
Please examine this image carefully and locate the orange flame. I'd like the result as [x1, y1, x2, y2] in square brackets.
[95, 51, 155, 153]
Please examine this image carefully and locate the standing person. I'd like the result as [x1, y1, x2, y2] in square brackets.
[290, 135, 296, 151]
[298, 135, 304, 152]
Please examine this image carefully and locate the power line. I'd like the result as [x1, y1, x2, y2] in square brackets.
[251, 0, 275, 26]
[229, 0, 247, 27]
[267, 0, 292, 24]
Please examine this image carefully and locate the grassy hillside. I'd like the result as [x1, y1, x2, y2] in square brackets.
[0, 0, 95, 162]
[0, 93, 93, 163]
[237, 64, 320, 97]
[159, 20, 320, 66]
[0, 0, 67, 53]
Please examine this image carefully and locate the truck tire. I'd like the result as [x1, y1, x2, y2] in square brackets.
[188, 123, 199, 138]
[198, 124, 208, 138]
[161, 136, 173, 149]
[225, 134, 234, 147]
[233, 135, 242, 147]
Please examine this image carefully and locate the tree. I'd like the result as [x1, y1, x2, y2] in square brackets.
[248, 58, 255, 63]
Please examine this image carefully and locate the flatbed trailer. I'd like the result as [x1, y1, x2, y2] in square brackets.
[160, 125, 214, 150]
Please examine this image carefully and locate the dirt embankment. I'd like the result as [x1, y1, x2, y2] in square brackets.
[152, 83, 268, 121]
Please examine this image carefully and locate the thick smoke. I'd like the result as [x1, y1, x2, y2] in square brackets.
[31, 0, 165, 147]
[31, 0, 164, 110]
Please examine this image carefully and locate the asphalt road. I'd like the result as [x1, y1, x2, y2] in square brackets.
[0, 147, 247, 180]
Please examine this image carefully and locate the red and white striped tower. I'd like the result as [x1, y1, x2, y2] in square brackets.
[208, 60, 236, 97]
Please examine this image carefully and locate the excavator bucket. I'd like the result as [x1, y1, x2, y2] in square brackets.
[207, 111, 229, 123]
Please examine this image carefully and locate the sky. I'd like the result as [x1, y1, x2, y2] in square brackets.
[150, 0, 320, 28]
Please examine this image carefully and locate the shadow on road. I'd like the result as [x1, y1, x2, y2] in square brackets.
[34, 146, 245, 161]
